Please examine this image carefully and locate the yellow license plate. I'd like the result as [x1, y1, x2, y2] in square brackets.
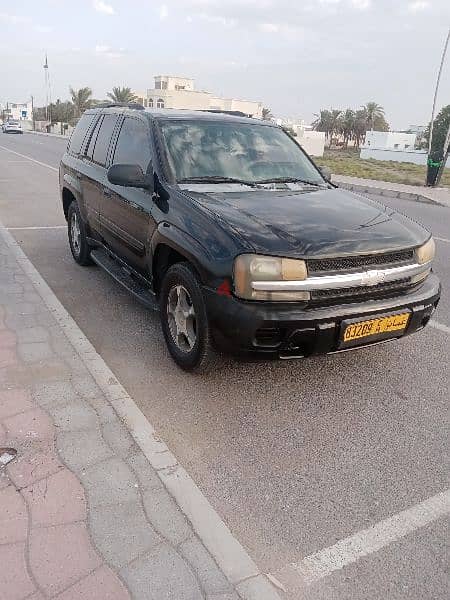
[343, 313, 410, 343]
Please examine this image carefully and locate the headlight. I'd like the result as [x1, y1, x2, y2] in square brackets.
[233, 254, 309, 301]
[415, 237, 435, 264]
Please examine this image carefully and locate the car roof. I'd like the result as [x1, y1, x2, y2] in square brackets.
[85, 106, 273, 127]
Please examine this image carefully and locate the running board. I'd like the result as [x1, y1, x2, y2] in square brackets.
[90, 249, 158, 311]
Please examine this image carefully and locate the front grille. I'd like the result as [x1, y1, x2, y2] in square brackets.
[311, 278, 415, 305]
[308, 250, 414, 274]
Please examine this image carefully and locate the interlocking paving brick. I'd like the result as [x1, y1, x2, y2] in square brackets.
[0, 388, 34, 419]
[126, 451, 164, 493]
[236, 574, 280, 600]
[57, 429, 113, 472]
[206, 593, 240, 600]
[4, 407, 55, 442]
[90, 501, 161, 569]
[72, 376, 103, 400]
[16, 326, 50, 344]
[142, 487, 192, 546]
[33, 381, 79, 408]
[0, 486, 28, 544]
[0, 345, 18, 369]
[120, 543, 203, 600]
[81, 457, 139, 507]
[102, 420, 137, 457]
[23, 468, 86, 527]
[50, 400, 99, 432]
[29, 522, 102, 596]
[54, 565, 130, 600]
[7, 451, 64, 488]
[86, 396, 117, 423]
[0, 542, 36, 600]
[18, 341, 54, 363]
[179, 536, 233, 595]
[0, 329, 17, 347]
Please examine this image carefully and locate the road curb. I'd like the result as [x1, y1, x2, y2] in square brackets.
[25, 130, 69, 139]
[0, 220, 282, 600]
[334, 180, 443, 205]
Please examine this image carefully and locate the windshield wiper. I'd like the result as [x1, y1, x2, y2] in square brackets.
[254, 177, 323, 187]
[178, 176, 260, 188]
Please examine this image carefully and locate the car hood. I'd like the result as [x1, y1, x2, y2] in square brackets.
[186, 186, 429, 258]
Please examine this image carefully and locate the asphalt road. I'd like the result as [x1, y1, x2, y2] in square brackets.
[0, 132, 449, 599]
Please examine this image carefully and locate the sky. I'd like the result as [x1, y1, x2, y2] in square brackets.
[0, 0, 449, 129]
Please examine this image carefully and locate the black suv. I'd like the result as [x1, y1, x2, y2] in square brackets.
[60, 104, 440, 371]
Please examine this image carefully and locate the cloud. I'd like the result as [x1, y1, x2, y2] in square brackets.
[259, 23, 280, 33]
[95, 44, 123, 59]
[351, 0, 371, 9]
[0, 12, 29, 25]
[93, 1, 115, 15]
[407, 1, 430, 12]
[95, 44, 110, 53]
[159, 4, 169, 20]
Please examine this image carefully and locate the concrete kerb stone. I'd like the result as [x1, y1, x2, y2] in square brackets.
[0, 220, 282, 599]
[334, 180, 443, 206]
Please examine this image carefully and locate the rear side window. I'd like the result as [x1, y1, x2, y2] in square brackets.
[68, 114, 95, 155]
[85, 117, 103, 160]
[92, 114, 118, 166]
[113, 118, 152, 173]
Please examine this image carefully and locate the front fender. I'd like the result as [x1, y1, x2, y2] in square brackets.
[150, 222, 231, 287]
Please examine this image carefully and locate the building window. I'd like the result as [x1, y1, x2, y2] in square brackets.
[175, 85, 185, 90]
[157, 98, 165, 109]
[394, 144, 399, 149]
[143, 99, 148, 107]
[155, 81, 161, 89]
[162, 81, 168, 90]
[405, 144, 410, 149]
[148, 98, 154, 108]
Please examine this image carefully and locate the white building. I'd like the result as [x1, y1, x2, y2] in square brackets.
[134, 76, 263, 118]
[363, 131, 417, 151]
[360, 129, 449, 168]
[274, 118, 325, 157]
[3, 101, 32, 122]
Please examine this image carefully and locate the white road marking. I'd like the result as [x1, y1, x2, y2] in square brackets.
[271, 489, 450, 587]
[7, 225, 66, 231]
[429, 320, 450, 335]
[435, 236, 450, 244]
[0, 145, 58, 172]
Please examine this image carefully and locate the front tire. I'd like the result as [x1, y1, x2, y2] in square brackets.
[160, 263, 215, 372]
[67, 201, 92, 266]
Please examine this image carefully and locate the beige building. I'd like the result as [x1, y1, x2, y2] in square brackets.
[135, 76, 262, 118]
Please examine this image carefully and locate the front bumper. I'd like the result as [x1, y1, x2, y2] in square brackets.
[204, 274, 441, 358]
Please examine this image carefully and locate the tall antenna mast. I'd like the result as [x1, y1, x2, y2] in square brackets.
[43, 53, 52, 124]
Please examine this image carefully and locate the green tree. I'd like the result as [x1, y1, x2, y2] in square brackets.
[362, 102, 386, 131]
[312, 109, 333, 142]
[353, 109, 368, 148]
[262, 107, 273, 121]
[49, 99, 74, 124]
[107, 86, 137, 103]
[70, 87, 93, 117]
[425, 104, 450, 154]
[338, 109, 356, 148]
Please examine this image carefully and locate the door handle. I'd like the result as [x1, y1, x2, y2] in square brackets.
[103, 187, 112, 197]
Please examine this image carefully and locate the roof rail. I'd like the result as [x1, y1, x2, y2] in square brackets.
[95, 102, 145, 110]
[201, 109, 251, 118]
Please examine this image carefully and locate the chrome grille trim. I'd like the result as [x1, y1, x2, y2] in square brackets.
[251, 262, 431, 292]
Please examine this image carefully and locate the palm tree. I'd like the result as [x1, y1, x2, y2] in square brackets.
[312, 109, 333, 143]
[338, 109, 356, 148]
[262, 107, 273, 121]
[363, 102, 385, 131]
[107, 87, 137, 103]
[329, 109, 342, 145]
[354, 109, 368, 148]
[70, 87, 93, 117]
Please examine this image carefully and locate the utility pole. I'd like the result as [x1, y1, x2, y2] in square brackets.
[44, 53, 52, 128]
[31, 95, 35, 131]
[426, 27, 450, 184]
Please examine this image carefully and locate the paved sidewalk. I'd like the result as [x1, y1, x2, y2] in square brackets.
[332, 174, 450, 207]
[0, 224, 279, 599]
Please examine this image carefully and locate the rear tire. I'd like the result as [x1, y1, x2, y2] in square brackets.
[160, 262, 216, 372]
[67, 201, 93, 266]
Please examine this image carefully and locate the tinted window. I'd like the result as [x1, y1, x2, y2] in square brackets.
[92, 114, 118, 166]
[85, 116, 103, 160]
[113, 118, 152, 173]
[68, 114, 94, 154]
[160, 120, 323, 184]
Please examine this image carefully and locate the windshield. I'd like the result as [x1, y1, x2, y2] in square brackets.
[159, 119, 324, 186]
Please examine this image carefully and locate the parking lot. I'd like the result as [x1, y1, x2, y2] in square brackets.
[0, 132, 449, 599]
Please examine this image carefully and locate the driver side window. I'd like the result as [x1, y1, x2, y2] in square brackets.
[113, 118, 152, 174]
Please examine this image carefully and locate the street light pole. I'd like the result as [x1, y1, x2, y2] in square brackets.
[427, 27, 450, 157]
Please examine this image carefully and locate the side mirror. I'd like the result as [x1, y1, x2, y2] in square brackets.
[319, 165, 332, 181]
[107, 164, 152, 190]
